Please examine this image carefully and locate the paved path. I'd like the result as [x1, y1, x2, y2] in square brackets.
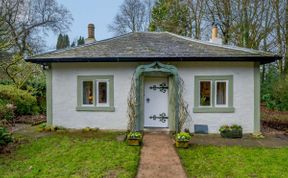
[136, 132, 187, 178]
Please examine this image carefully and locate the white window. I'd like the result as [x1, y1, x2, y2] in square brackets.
[194, 75, 234, 113]
[81, 80, 109, 107]
[77, 75, 114, 112]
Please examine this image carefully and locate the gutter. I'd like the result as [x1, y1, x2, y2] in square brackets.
[25, 55, 282, 65]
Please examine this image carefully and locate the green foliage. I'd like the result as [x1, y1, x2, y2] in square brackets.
[0, 127, 13, 146]
[0, 101, 15, 121]
[260, 64, 288, 111]
[127, 131, 142, 139]
[22, 75, 46, 114]
[38, 123, 67, 132]
[219, 125, 243, 138]
[176, 132, 191, 141]
[262, 74, 288, 111]
[178, 145, 288, 177]
[56, 34, 70, 49]
[0, 131, 140, 177]
[149, 0, 190, 36]
[77, 36, 85, 46]
[219, 125, 242, 132]
[0, 84, 39, 116]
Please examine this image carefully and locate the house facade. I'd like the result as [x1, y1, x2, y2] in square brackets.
[26, 25, 279, 133]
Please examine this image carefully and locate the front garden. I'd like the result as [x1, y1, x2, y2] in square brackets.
[178, 145, 288, 177]
[0, 130, 140, 177]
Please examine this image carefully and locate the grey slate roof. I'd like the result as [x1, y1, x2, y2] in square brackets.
[26, 32, 280, 64]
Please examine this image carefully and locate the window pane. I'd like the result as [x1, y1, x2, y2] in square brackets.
[83, 81, 93, 105]
[200, 81, 211, 106]
[216, 82, 226, 105]
[98, 82, 108, 104]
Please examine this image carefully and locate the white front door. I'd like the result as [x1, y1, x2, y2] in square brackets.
[144, 77, 169, 128]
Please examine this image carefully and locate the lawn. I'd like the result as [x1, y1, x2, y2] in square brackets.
[0, 130, 140, 178]
[178, 145, 288, 178]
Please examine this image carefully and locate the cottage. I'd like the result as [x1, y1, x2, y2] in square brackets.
[26, 24, 280, 133]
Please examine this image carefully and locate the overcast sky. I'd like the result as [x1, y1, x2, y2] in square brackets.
[45, 0, 124, 50]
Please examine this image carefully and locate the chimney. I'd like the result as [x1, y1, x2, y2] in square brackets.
[85, 23, 96, 44]
[209, 24, 222, 44]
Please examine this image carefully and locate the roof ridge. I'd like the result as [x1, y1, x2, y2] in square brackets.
[164, 32, 272, 56]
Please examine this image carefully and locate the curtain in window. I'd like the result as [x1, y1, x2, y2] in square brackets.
[216, 82, 226, 105]
[98, 82, 107, 103]
[83, 81, 93, 104]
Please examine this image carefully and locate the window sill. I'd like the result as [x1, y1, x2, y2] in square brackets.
[193, 107, 235, 113]
[76, 106, 115, 112]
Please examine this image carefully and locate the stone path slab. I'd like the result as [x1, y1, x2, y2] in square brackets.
[136, 132, 187, 178]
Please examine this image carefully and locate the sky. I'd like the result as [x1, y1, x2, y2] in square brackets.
[45, 0, 124, 50]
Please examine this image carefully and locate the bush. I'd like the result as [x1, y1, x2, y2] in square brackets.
[0, 84, 39, 116]
[0, 102, 15, 122]
[23, 75, 46, 114]
[0, 127, 13, 147]
[262, 79, 288, 111]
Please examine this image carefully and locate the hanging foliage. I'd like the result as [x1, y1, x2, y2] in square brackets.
[177, 77, 192, 131]
[127, 72, 137, 132]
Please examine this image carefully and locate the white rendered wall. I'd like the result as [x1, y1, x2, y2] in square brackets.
[51, 62, 255, 133]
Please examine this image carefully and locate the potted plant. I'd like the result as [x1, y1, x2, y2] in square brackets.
[127, 131, 142, 146]
[219, 125, 243, 138]
[175, 132, 192, 148]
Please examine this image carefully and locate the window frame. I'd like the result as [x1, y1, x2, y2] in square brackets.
[76, 75, 115, 112]
[194, 75, 234, 113]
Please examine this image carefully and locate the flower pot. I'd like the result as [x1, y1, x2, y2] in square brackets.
[127, 139, 141, 146]
[220, 129, 242, 138]
[175, 140, 189, 148]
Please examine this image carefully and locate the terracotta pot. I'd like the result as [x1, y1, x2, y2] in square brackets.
[127, 139, 141, 146]
[175, 140, 189, 148]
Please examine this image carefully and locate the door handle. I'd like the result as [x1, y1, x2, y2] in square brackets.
[146, 98, 150, 103]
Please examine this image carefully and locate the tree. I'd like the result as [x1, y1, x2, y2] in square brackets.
[185, 0, 207, 39]
[77, 36, 85, 46]
[56, 34, 70, 49]
[108, 0, 147, 35]
[149, 0, 190, 36]
[0, 0, 73, 88]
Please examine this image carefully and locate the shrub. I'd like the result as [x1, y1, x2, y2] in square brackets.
[0, 127, 13, 147]
[0, 85, 39, 115]
[23, 76, 46, 114]
[176, 132, 192, 142]
[0, 102, 15, 121]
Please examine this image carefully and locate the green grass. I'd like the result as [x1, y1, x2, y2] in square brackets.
[178, 145, 288, 178]
[0, 131, 140, 178]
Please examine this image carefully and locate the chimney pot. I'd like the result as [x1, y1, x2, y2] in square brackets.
[85, 23, 96, 44]
[209, 24, 222, 44]
[212, 25, 218, 40]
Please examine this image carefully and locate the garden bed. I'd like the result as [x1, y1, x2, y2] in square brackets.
[261, 106, 288, 131]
